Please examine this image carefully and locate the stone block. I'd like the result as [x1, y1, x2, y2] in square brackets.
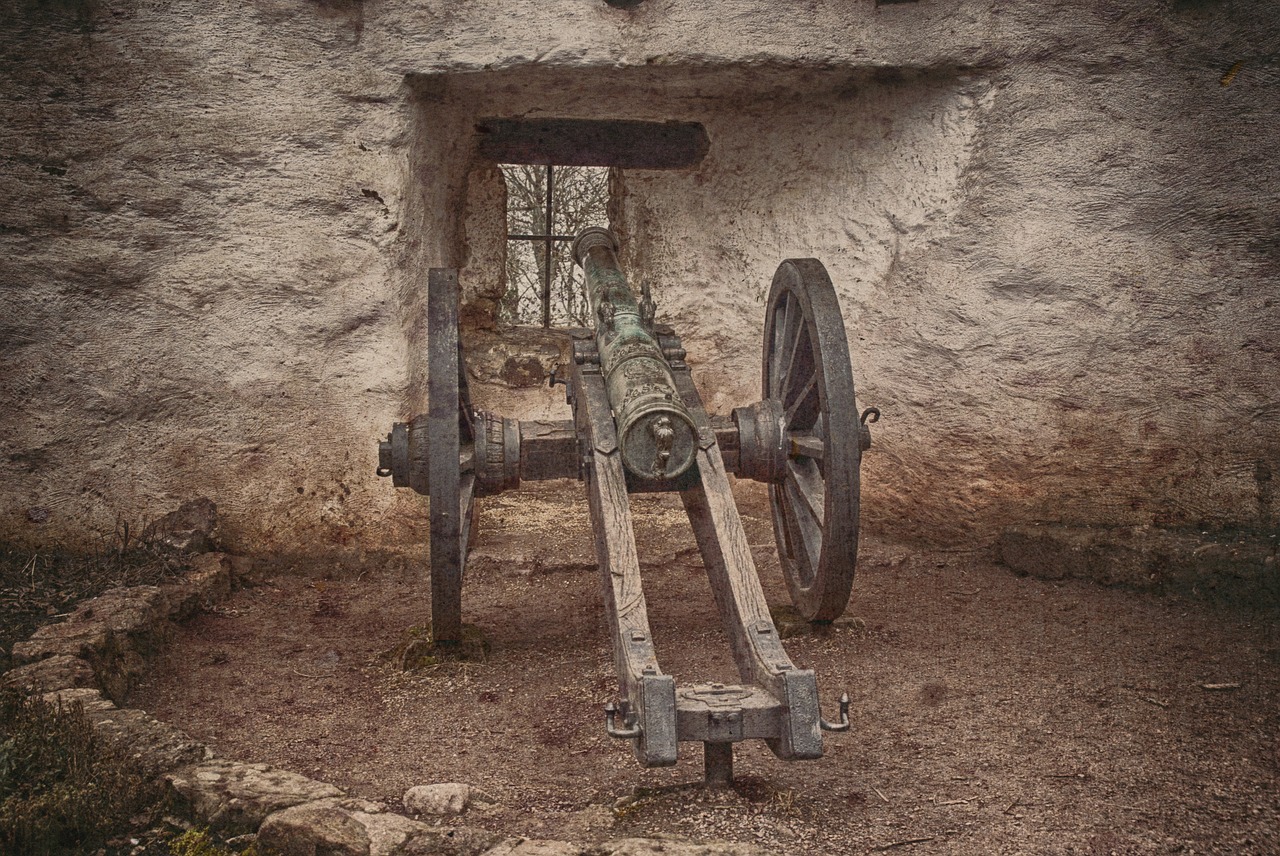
[143, 497, 219, 554]
[998, 524, 1278, 601]
[260, 797, 497, 856]
[400, 825, 505, 856]
[349, 808, 433, 856]
[257, 798, 373, 856]
[89, 704, 210, 774]
[11, 563, 236, 701]
[11, 611, 107, 665]
[38, 687, 209, 773]
[228, 554, 260, 587]
[166, 759, 344, 835]
[42, 686, 117, 715]
[482, 840, 583, 856]
[404, 783, 471, 816]
[11, 585, 169, 664]
[588, 839, 769, 856]
[2, 654, 96, 692]
[162, 552, 233, 620]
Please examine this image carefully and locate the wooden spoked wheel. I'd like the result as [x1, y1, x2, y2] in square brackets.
[762, 259, 862, 622]
[426, 269, 476, 645]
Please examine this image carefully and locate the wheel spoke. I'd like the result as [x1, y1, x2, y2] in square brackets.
[785, 372, 818, 424]
[768, 294, 787, 397]
[771, 292, 802, 398]
[813, 411, 827, 478]
[780, 318, 809, 403]
[785, 459, 825, 529]
[775, 484, 816, 587]
[458, 342, 475, 443]
[782, 474, 822, 579]
[771, 484, 796, 563]
[459, 472, 476, 576]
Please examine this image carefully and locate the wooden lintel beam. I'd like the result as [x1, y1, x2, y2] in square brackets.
[475, 118, 709, 169]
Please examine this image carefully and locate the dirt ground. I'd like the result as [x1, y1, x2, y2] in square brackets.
[133, 482, 1280, 855]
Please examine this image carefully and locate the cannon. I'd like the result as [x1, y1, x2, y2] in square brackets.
[377, 227, 876, 785]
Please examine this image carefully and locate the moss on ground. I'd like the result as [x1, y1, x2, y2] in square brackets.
[381, 622, 492, 670]
[169, 828, 267, 856]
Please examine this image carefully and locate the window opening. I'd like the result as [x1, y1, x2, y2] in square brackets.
[501, 164, 609, 328]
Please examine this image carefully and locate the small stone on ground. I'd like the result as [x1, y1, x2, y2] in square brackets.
[405, 782, 471, 816]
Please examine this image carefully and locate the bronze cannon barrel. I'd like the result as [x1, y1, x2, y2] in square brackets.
[571, 228, 699, 480]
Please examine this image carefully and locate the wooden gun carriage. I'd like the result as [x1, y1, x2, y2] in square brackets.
[377, 228, 876, 784]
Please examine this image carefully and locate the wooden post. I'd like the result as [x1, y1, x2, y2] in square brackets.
[704, 742, 734, 787]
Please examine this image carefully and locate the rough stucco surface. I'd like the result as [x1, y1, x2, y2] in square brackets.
[1, 0, 1277, 551]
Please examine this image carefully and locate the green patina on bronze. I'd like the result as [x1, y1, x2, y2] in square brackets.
[572, 228, 699, 481]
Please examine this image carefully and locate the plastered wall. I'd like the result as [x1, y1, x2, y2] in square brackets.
[1, 0, 1276, 552]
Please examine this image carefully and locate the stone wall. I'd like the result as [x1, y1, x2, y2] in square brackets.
[2, 0, 1277, 551]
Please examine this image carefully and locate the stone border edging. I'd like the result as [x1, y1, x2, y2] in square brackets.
[2, 553, 768, 856]
[999, 524, 1279, 597]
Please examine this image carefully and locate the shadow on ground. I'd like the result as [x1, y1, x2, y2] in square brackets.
[134, 482, 1280, 855]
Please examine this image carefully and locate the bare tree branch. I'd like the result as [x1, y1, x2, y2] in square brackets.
[500, 165, 609, 326]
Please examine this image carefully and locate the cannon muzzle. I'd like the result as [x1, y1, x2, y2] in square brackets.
[572, 228, 699, 480]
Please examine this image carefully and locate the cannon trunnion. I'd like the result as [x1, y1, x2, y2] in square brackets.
[377, 230, 873, 785]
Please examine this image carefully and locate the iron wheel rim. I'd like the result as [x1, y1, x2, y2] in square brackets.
[762, 258, 861, 622]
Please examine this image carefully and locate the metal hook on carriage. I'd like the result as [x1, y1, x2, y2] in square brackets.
[858, 408, 880, 452]
[549, 366, 572, 405]
[604, 701, 643, 739]
[820, 692, 851, 733]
